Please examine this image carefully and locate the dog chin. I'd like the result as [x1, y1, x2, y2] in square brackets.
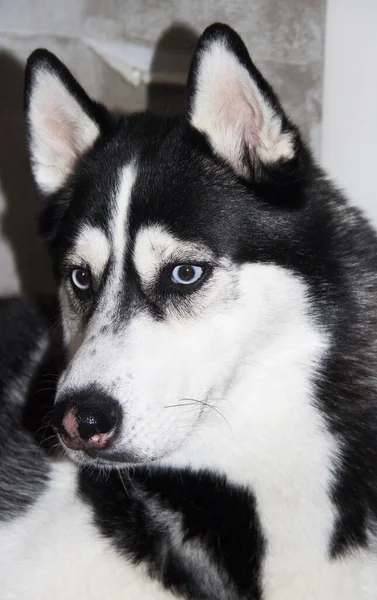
[59, 438, 163, 469]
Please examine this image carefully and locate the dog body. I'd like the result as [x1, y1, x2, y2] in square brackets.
[1, 23, 377, 599]
[0, 460, 175, 600]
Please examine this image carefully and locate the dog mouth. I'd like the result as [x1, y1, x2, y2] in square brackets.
[60, 430, 115, 452]
[58, 433, 157, 467]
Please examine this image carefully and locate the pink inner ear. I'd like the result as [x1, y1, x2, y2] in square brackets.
[190, 40, 294, 173]
[44, 115, 78, 168]
[29, 68, 100, 193]
[223, 88, 264, 163]
[241, 99, 264, 155]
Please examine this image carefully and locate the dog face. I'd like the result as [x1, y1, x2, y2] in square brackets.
[25, 24, 323, 468]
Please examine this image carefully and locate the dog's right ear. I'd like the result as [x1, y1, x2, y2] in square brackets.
[24, 49, 110, 197]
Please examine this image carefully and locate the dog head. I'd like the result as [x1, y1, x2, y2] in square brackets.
[25, 24, 324, 468]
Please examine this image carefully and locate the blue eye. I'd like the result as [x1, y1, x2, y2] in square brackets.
[171, 265, 204, 285]
[70, 268, 91, 291]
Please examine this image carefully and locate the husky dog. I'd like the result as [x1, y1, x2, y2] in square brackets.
[0, 22, 376, 600]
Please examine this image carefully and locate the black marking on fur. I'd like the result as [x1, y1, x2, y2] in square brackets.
[80, 467, 265, 599]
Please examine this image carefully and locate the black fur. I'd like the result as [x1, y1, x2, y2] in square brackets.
[80, 468, 265, 599]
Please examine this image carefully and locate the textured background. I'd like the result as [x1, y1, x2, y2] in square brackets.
[0, 0, 326, 295]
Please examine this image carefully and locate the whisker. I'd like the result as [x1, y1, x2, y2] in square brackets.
[125, 469, 140, 492]
[164, 397, 233, 441]
[40, 372, 60, 380]
[40, 426, 56, 445]
[33, 386, 57, 394]
[164, 402, 200, 408]
[34, 422, 51, 437]
[181, 397, 234, 439]
[38, 433, 58, 447]
[118, 469, 131, 500]
[47, 443, 60, 455]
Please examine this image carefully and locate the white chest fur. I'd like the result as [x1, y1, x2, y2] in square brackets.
[0, 461, 175, 600]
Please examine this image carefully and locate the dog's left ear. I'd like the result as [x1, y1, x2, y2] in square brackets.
[186, 24, 303, 179]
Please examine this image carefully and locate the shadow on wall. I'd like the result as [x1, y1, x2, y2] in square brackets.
[0, 24, 198, 296]
[0, 50, 54, 295]
[147, 23, 198, 115]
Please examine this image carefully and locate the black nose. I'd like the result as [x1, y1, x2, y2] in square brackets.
[51, 387, 122, 451]
[77, 403, 117, 440]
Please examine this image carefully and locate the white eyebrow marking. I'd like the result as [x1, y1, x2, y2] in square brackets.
[133, 224, 214, 285]
[111, 163, 137, 280]
[70, 225, 110, 277]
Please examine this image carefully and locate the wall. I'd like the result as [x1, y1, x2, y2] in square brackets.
[321, 0, 377, 226]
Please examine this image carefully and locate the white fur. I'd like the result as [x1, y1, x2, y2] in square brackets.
[69, 225, 111, 278]
[190, 39, 294, 175]
[59, 285, 83, 356]
[0, 460, 175, 600]
[133, 224, 215, 287]
[60, 242, 329, 470]
[28, 68, 99, 194]
[58, 218, 238, 462]
[112, 164, 136, 266]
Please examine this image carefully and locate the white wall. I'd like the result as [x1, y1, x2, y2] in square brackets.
[321, 0, 377, 225]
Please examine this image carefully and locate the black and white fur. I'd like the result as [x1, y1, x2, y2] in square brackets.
[1, 23, 377, 599]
